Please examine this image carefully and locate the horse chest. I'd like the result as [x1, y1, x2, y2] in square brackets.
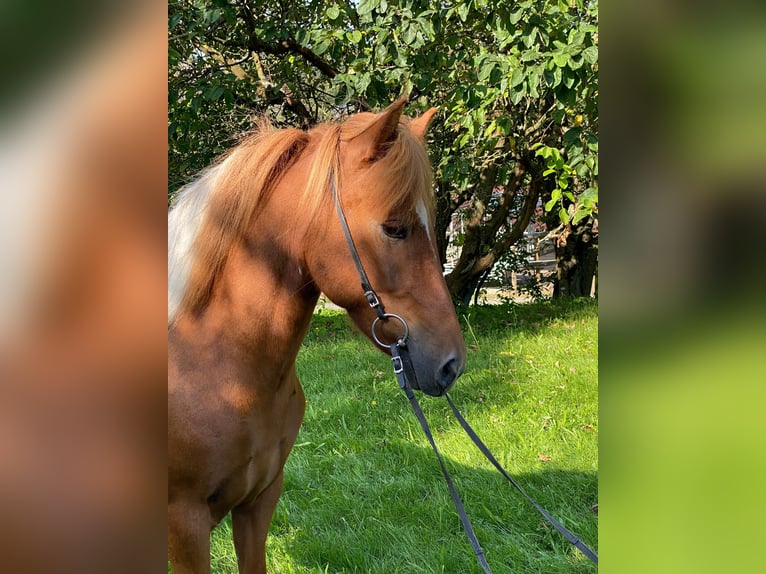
[204, 378, 305, 513]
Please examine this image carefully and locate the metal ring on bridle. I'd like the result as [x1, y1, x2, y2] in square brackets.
[371, 313, 409, 348]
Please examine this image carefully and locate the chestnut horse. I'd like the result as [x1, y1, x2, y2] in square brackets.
[168, 97, 466, 574]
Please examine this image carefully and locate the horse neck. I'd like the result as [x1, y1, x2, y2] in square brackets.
[173, 181, 320, 379]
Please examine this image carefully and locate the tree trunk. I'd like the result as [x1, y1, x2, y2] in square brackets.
[449, 272, 486, 308]
[445, 159, 542, 306]
[553, 217, 598, 298]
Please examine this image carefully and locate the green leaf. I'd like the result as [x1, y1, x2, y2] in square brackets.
[582, 46, 598, 65]
[536, 146, 552, 159]
[204, 85, 224, 101]
[551, 188, 562, 201]
[553, 51, 569, 67]
[563, 67, 576, 88]
[357, 0, 378, 16]
[569, 55, 584, 70]
[169, 13, 182, 31]
[527, 72, 540, 98]
[375, 43, 388, 62]
[545, 198, 557, 212]
[563, 127, 582, 145]
[416, 16, 434, 39]
[523, 27, 538, 48]
[295, 29, 310, 45]
[347, 30, 362, 43]
[521, 50, 541, 63]
[543, 69, 555, 87]
[572, 206, 591, 225]
[553, 66, 562, 88]
[510, 67, 525, 87]
[556, 85, 576, 106]
[457, 3, 470, 22]
[314, 38, 330, 55]
[326, 5, 340, 19]
[403, 22, 417, 45]
[478, 60, 496, 82]
[581, 187, 599, 202]
[203, 8, 222, 25]
[559, 206, 570, 225]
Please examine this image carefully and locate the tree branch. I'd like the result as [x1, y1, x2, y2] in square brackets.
[482, 157, 526, 242]
[479, 165, 542, 270]
[194, 42, 253, 81]
[236, 1, 338, 78]
[278, 83, 316, 128]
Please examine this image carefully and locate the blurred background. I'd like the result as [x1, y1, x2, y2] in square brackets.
[601, 1, 766, 572]
[0, 2, 166, 572]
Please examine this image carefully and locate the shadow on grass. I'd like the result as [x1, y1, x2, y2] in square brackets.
[273, 441, 598, 574]
[210, 442, 597, 574]
[212, 392, 596, 573]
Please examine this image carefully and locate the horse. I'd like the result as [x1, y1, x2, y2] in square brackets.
[167, 96, 467, 574]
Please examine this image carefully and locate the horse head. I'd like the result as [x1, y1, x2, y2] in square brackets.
[302, 98, 466, 396]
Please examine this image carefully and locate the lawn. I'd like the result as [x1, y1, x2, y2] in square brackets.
[210, 298, 598, 573]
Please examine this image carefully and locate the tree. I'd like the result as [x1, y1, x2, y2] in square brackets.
[168, 0, 599, 303]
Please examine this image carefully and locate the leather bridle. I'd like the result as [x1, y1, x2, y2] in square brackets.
[328, 166, 598, 570]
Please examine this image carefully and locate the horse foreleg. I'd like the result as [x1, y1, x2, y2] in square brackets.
[232, 471, 284, 574]
[168, 501, 211, 574]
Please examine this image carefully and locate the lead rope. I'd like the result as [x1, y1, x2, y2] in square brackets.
[392, 343, 598, 568]
[444, 394, 599, 564]
[391, 342, 494, 574]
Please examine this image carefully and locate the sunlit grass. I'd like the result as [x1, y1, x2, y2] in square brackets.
[208, 299, 598, 573]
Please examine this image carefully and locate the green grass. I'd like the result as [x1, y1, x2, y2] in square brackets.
[210, 299, 598, 573]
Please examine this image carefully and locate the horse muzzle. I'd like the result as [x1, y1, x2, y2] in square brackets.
[408, 343, 466, 397]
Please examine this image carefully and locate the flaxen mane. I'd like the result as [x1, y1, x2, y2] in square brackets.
[168, 113, 434, 325]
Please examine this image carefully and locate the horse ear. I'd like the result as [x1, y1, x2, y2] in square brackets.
[352, 95, 408, 160]
[409, 107, 438, 139]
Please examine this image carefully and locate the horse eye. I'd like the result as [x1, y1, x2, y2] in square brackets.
[382, 221, 408, 239]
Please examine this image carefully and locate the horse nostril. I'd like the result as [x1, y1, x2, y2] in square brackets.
[437, 354, 462, 391]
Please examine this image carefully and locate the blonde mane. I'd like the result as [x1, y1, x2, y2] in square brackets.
[168, 112, 434, 325]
